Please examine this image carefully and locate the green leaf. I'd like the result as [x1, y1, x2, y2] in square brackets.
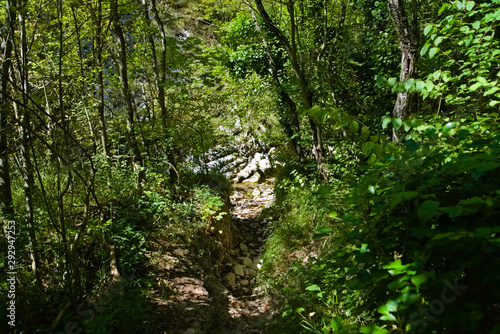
[439, 3, 449, 14]
[470, 82, 482, 92]
[440, 206, 463, 218]
[420, 43, 430, 56]
[371, 271, 389, 283]
[331, 317, 343, 330]
[404, 78, 415, 90]
[424, 24, 434, 36]
[442, 121, 458, 134]
[378, 300, 398, 315]
[414, 80, 425, 92]
[308, 106, 328, 124]
[389, 191, 419, 209]
[387, 77, 397, 86]
[380, 314, 397, 321]
[403, 120, 412, 132]
[349, 120, 359, 133]
[382, 116, 392, 129]
[392, 118, 403, 130]
[411, 271, 434, 288]
[418, 200, 440, 223]
[362, 142, 373, 157]
[378, 304, 390, 315]
[429, 47, 439, 59]
[383, 259, 408, 270]
[425, 81, 435, 91]
[465, 1, 475, 10]
[484, 86, 500, 96]
[361, 126, 370, 141]
[386, 300, 398, 313]
[361, 324, 389, 334]
[306, 284, 321, 291]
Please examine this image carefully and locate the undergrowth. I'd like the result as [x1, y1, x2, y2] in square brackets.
[261, 116, 500, 333]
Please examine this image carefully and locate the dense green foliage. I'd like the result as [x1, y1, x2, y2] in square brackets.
[256, 1, 500, 333]
[1, 0, 499, 333]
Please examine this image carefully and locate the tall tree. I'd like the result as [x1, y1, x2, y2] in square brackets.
[388, 0, 418, 141]
[143, 0, 178, 183]
[13, 0, 41, 286]
[250, 11, 305, 163]
[253, 0, 328, 181]
[111, 0, 144, 185]
[0, 0, 15, 220]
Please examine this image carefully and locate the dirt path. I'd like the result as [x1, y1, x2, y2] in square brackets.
[148, 178, 276, 334]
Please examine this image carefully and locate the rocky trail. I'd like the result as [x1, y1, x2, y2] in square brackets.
[148, 178, 277, 334]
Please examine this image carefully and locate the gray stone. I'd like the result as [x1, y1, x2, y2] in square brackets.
[240, 243, 248, 252]
[243, 257, 253, 267]
[232, 191, 244, 199]
[247, 269, 258, 276]
[240, 279, 250, 286]
[226, 273, 236, 290]
[244, 172, 260, 183]
[234, 264, 244, 276]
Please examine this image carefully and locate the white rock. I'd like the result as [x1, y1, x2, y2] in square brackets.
[258, 157, 271, 171]
[232, 192, 244, 199]
[244, 172, 260, 183]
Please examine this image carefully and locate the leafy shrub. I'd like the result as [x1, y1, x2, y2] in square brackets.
[273, 117, 500, 333]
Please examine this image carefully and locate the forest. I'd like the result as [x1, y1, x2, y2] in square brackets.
[1, 0, 500, 333]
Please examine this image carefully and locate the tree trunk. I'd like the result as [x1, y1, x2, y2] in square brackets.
[87, 0, 110, 156]
[254, 0, 328, 181]
[0, 0, 15, 220]
[15, 0, 41, 286]
[150, 0, 179, 184]
[250, 11, 305, 163]
[388, 0, 418, 141]
[95, 0, 109, 156]
[111, 0, 144, 185]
